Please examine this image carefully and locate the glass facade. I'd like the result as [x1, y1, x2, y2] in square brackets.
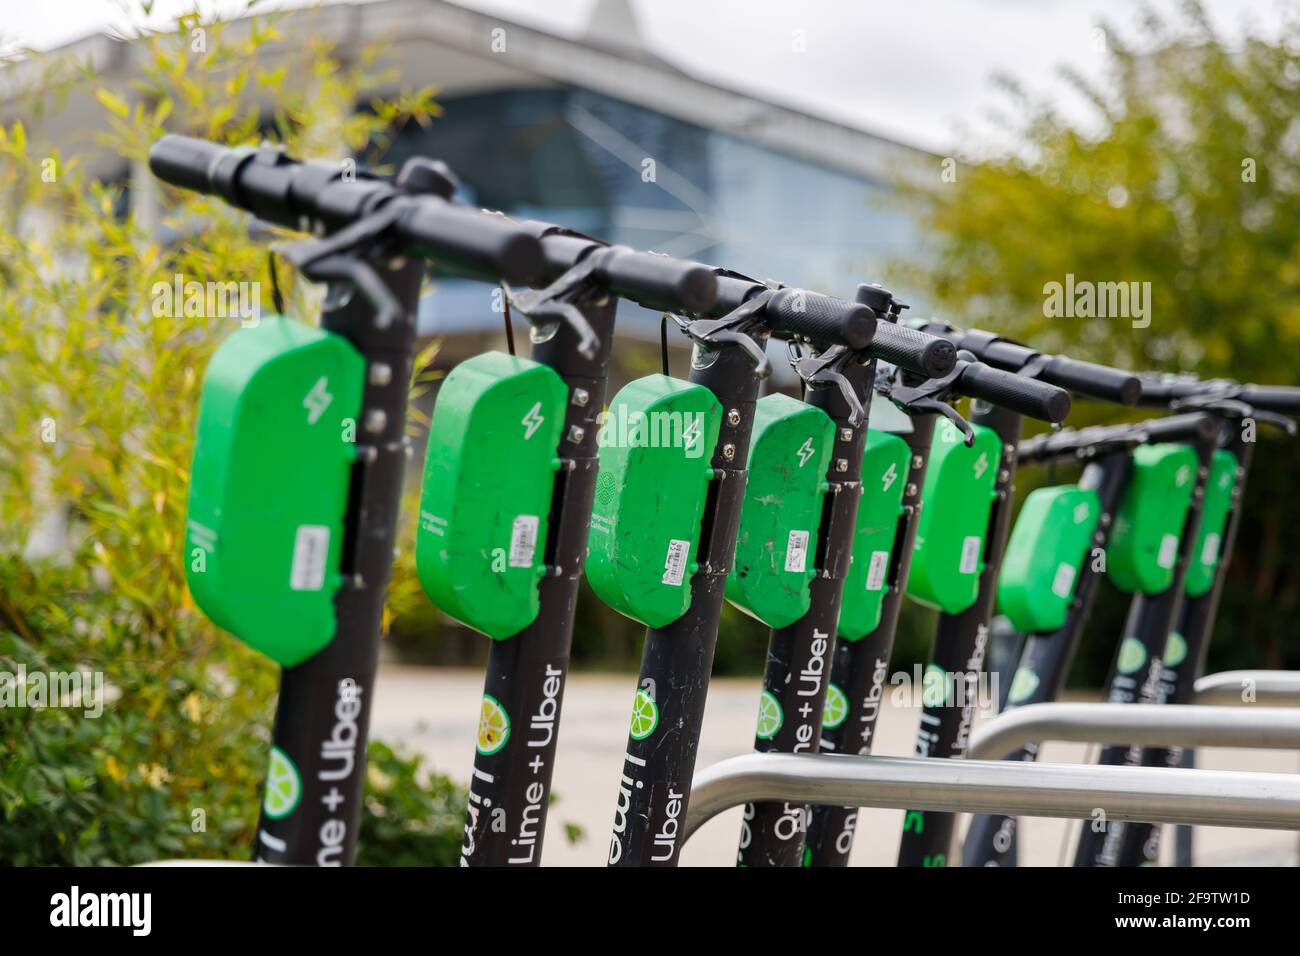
[381, 89, 920, 338]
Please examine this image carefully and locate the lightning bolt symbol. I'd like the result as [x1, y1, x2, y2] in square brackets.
[303, 376, 333, 425]
[796, 437, 815, 467]
[973, 452, 989, 480]
[521, 401, 545, 440]
[682, 414, 701, 454]
[881, 462, 898, 491]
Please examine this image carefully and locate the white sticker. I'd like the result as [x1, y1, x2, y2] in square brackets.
[784, 530, 810, 573]
[290, 525, 330, 591]
[1051, 562, 1077, 599]
[959, 535, 981, 574]
[662, 538, 690, 586]
[866, 550, 890, 591]
[1200, 532, 1221, 567]
[1157, 533, 1179, 570]
[509, 515, 540, 568]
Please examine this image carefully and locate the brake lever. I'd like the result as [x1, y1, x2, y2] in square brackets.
[503, 258, 602, 360]
[1172, 392, 1299, 436]
[875, 361, 976, 446]
[669, 288, 776, 376]
[790, 344, 867, 426]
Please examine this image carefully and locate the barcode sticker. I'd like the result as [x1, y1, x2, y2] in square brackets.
[784, 530, 810, 573]
[1200, 532, 1221, 567]
[1157, 533, 1179, 569]
[290, 525, 330, 591]
[1051, 562, 1077, 598]
[662, 538, 690, 586]
[509, 515, 540, 568]
[866, 550, 890, 591]
[959, 535, 981, 574]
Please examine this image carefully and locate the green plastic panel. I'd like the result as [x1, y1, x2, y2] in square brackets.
[586, 374, 722, 628]
[185, 315, 364, 667]
[906, 421, 1002, 614]
[1107, 443, 1198, 595]
[997, 485, 1101, 634]
[726, 394, 834, 629]
[416, 352, 567, 640]
[1184, 449, 1238, 598]
[838, 430, 911, 641]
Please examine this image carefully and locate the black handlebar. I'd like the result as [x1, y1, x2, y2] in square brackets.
[926, 324, 1140, 405]
[955, 359, 1072, 423]
[1138, 375, 1300, 415]
[1018, 412, 1219, 464]
[151, 134, 547, 285]
[866, 321, 957, 379]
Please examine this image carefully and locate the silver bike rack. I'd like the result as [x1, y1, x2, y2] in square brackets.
[683, 699, 1300, 851]
[1192, 669, 1300, 707]
[967, 702, 1300, 760]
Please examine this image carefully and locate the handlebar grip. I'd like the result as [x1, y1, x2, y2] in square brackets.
[592, 248, 717, 315]
[149, 134, 229, 195]
[764, 288, 875, 349]
[400, 203, 544, 285]
[866, 322, 957, 378]
[1238, 384, 1300, 414]
[1042, 356, 1141, 405]
[957, 362, 1072, 422]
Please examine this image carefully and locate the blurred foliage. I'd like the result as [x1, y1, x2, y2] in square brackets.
[886, 0, 1300, 682]
[0, 4, 462, 864]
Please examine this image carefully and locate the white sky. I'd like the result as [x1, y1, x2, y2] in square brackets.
[4, 0, 1297, 153]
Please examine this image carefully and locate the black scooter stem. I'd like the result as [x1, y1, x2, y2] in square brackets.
[255, 258, 425, 866]
[1073, 429, 1217, 867]
[895, 403, 1023, 867]
[1115, 434, 1254, 866]
[608, 345, 763, 867]
[736, 358, 875, 866]
[460, 297, 617, 866]
[805, 413, 937, 866]
[961, 451, 1131, 866]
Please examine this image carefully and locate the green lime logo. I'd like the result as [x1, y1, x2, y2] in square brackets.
[822, 683, 849, 729]
[1117, 636, 1147, 675]
[1007, 666, 1040, 704]
[1163, 632, 1187, 668]
[755, 689, 783, 740]
[263, 746, 302, 820]
[476, 694, 511, 755]
[629, 688, 659, 740]
[922, 663, 949, 707]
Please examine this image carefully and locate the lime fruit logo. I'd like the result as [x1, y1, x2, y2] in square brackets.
[477, 693, 511, 755]
[1117, 636, 1147, 675]
[822, 683, 849, 730]
[922, 663, 949, 707]
[755, 690, 783, 740]
[629, 688, 659, 740]
[1163, 632, 1187, 668]
[1007, 666, 1040, 704]
[263, 746, 302, 820]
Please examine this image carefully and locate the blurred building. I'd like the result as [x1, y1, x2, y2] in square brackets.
[2, 0, 932, 352]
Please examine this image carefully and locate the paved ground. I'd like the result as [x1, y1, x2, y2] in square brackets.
[371, 666, 1300, 867]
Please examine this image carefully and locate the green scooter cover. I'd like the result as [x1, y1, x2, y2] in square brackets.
[185, 315, 364, 666]
[1107, 443, 1198, 595]
[1184, 449, 1238, 598]
[838, 429, 911, 640]
[416, 352, 567, 640]
[906, 420, 1001, 614]
[586, 374, 722, 628]
[997, 485, 1101, 633]
[726, 393, 834, 629]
